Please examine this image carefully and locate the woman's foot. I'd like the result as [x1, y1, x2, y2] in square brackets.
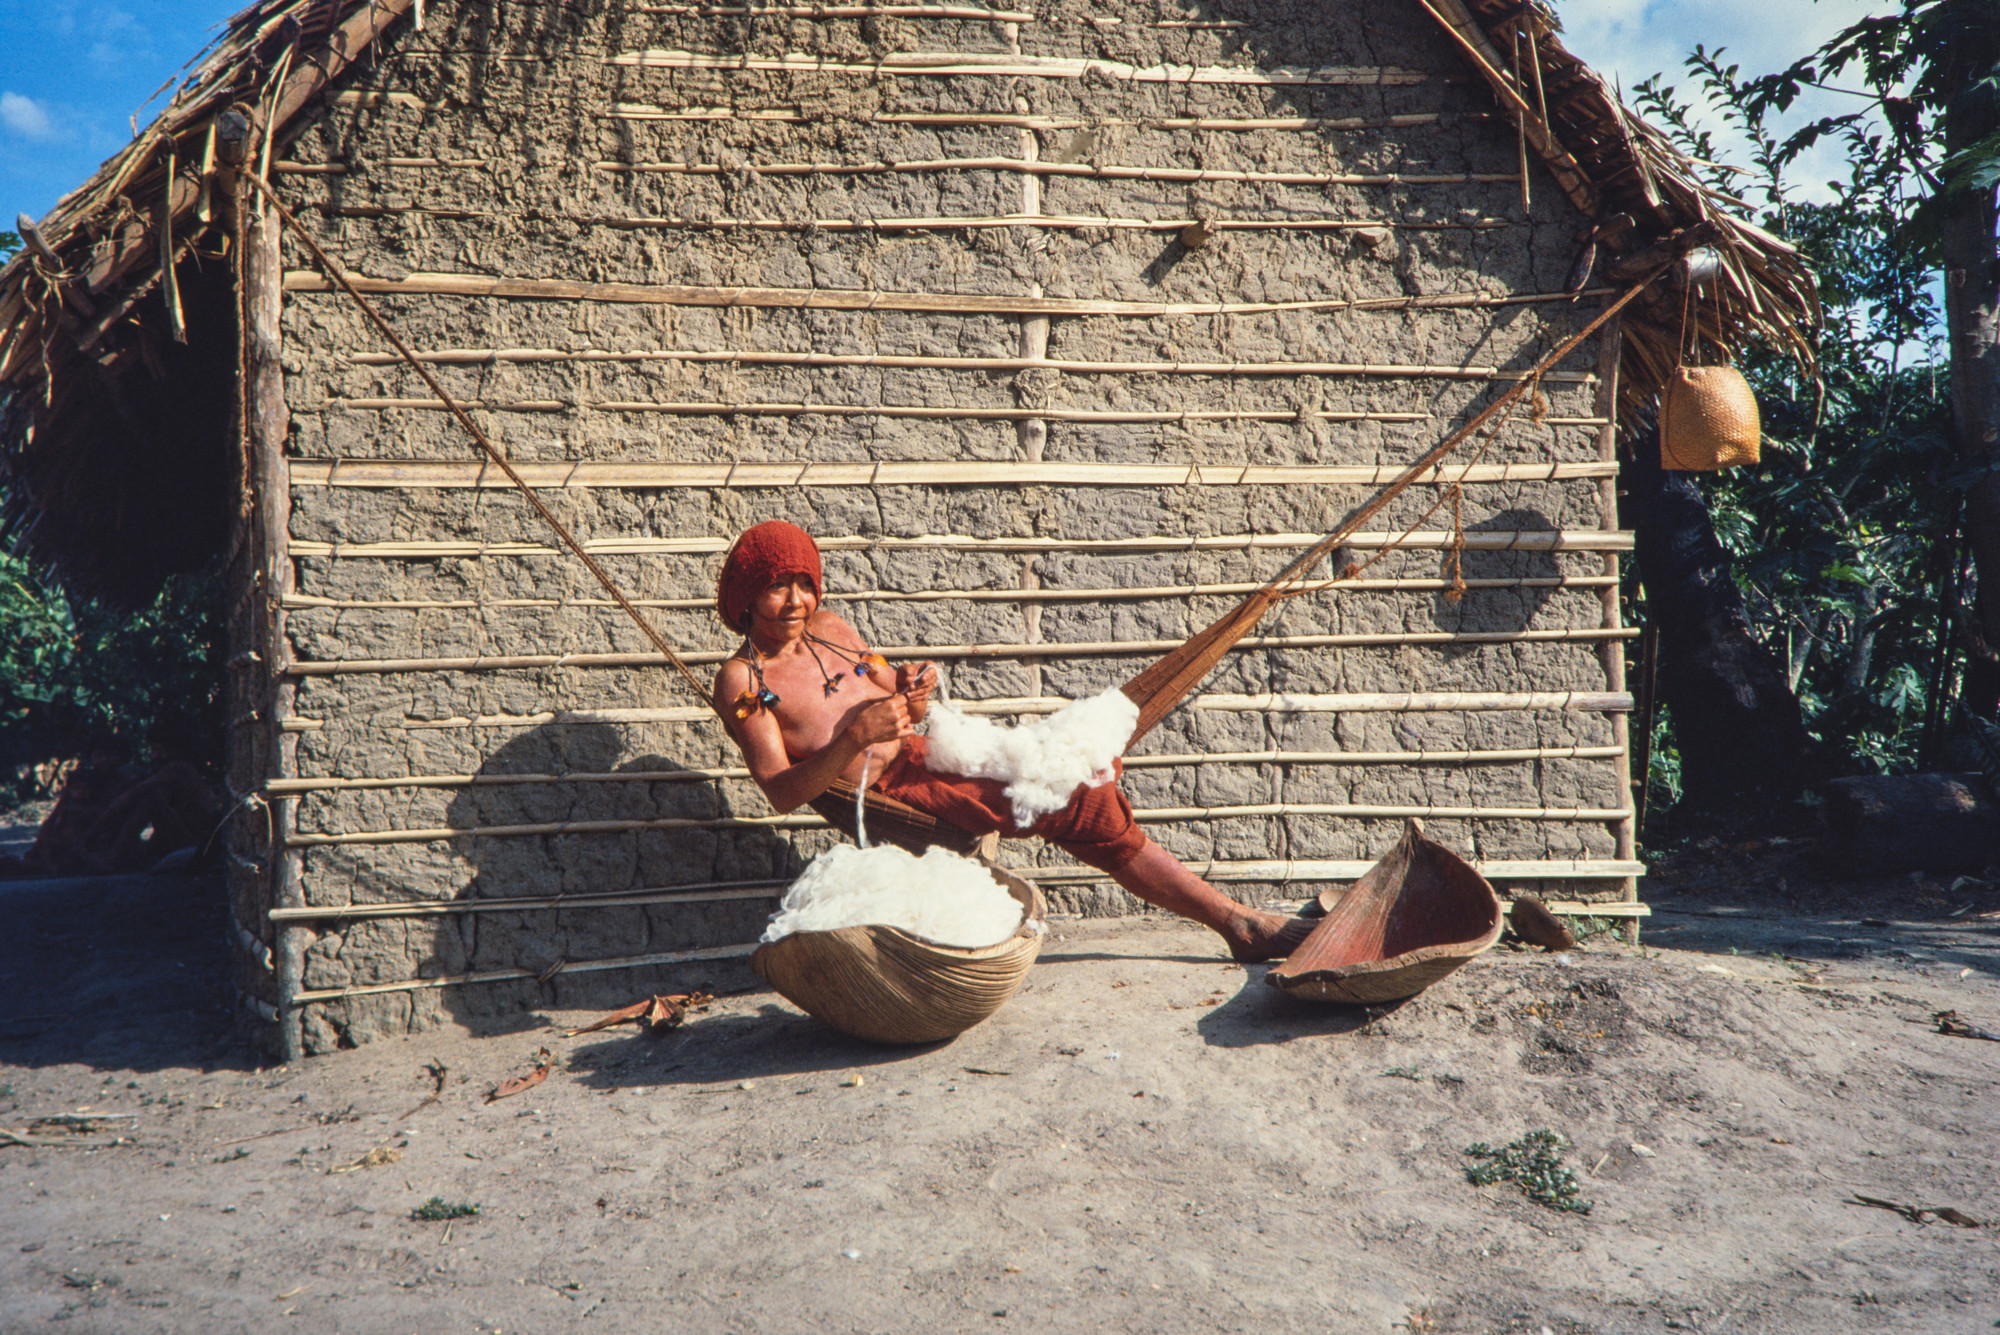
[1224, 909, 1320, 963]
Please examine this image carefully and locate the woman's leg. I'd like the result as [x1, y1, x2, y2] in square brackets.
[1108, 838, 1316, 962]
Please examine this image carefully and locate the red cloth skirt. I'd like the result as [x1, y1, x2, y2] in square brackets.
[871, 735, 1148, 874]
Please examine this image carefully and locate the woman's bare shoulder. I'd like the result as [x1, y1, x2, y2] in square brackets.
[713, 651, 754, 697]
[811, 609, 870, 650]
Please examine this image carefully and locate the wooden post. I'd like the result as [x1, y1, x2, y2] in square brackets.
[1012, 83, 1050, 702]
[245, 192, 304, 1058]
[1594, 311, 1639, 933]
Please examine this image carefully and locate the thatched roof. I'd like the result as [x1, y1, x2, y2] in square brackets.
[0, 0, 1815, 603]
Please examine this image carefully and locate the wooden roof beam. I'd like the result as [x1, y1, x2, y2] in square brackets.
[1414, 0, 1598, 217]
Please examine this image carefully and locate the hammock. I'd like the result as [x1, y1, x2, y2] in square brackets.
[254, 177, 1650, 857]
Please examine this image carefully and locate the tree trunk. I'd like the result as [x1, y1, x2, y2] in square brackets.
[1941, 2, 2000, 708]
[1620, 417, 1817, 810]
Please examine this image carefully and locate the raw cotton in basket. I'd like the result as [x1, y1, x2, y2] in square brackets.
[761, 844, 1026, 948]
[924, 686, 1139, 825]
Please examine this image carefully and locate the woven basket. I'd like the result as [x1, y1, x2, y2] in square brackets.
[1660, 365, 1760, 470]
[1267, 822, 1502, 1005]
[750, 862, 1047, 1045]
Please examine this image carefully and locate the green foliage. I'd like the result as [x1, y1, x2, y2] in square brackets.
[411, 1197, 480, 1221]
[1630, 40, 1955, 784]
[0, 231, 19, 263]
[1464, 1129, 1592, 1214]
[0, 549, 222, 807]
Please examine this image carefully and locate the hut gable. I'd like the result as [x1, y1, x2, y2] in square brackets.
[0, 0, 1814, 1054]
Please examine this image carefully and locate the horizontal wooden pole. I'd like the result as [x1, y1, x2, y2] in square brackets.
[284, 627, 1638, 677]
[273, 875, 1648, 930]
[341, 346, 1592, 382]
[261, 745, 1627, 794]
[279, 689, 1635, 734]
[281, 269, 1616, 321]
[601, 108, 1450, 132]
[631, 4, 1037, 16]
[602, 50, 1429, 85]
[270, 879, 790, 921]
[1197, 690, 1633, 714]
[1028, 859, 1646, 884]
[289, 459, 1615, 490]
[286, 802, 1633, 847]
[591, 157, 1522, 188]
[332, 90, 432, 108]
[290, 943, 759, 1004]
[282, 573, 1623, 612]
[556, 213, 1516, 235]
[288, 528, 1635, 561]
[322, 401, 1446, 424]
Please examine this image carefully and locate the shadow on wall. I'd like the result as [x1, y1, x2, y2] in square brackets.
[430, 723, 800, 1037]
[1429, 508, 1560, 642]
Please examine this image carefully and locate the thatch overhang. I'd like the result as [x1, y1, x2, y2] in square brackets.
[0, 0, 1815, 605]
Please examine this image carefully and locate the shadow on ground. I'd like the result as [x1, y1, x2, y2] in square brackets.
[0, 872, 248, 1073]
[564, 1003, 947, 1089]
[1638, 834, 2000, 980]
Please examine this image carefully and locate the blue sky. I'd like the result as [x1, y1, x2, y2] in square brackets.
[0, 0, 1890, 228]
[0, 0, 240, 228]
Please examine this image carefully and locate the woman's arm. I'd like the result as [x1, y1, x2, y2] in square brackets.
[713, 656, 914, 814]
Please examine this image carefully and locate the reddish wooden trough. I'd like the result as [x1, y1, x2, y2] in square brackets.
[1267, 822, 1504, 1004]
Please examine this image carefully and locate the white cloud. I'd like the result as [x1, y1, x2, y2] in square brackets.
[1553, 0, 1894, 202]
[0, 92, 56, 142]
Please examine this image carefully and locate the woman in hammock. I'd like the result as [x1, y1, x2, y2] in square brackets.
[710, 521, 1316, 962]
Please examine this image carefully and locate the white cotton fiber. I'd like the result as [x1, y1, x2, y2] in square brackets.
[760, 843, 1026, 948]
[923, 686, 1140, 826]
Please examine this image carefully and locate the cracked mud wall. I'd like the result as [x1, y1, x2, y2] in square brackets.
[267, 0, 1630, 1050]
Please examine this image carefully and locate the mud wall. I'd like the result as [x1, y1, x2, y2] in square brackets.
[265, 0, 1636, 1050]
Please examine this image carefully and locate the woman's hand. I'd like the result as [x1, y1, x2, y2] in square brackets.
[846, 694, 915, 748]
[898, 660, 938, 709]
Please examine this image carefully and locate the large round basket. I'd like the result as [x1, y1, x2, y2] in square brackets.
[750, 861, 1047, 1045]
[1660, 364, 1760, 471]
[1267, 822, 1503, 1005]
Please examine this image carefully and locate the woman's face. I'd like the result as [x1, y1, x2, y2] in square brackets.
[749, 573, 819, 639]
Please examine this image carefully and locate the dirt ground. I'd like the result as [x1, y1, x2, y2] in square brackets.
[2, 842, 1998, 1335]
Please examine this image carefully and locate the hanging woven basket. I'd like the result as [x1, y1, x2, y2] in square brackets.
[1660, 365, 1760, 471]
[750, 862, 1047, 1045]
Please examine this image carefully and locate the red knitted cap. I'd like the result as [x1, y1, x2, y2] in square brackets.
[717, 521, 823, 632]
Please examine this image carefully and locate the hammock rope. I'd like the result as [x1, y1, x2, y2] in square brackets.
[251, 174, 1655, 853]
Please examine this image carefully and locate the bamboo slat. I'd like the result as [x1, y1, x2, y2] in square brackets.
[574, 213, 1515, 235]
[276, 870, 1648, 932]
[343, 346, 1592, 382]
[285, 801, 1631, 847]
[1197, 690, 1632, 713]
[1035, 858, 1646, 883]
[602, 50, 1429, 85]
[278, 689, 1635, 734]
[260, 745, 1626, 794]
[287, 529, 1635, 560]
[289, 460, 1615, 490]
[269, 879, 791, 920]
[284, 627, 1639, 677]
[592, 157, 1522, 188]
[290, 943, 759, 1004]
[280, 897, 1653, 987]
[631, 4, 1037, 16]
[281, 573, 1622, 610]
[281, 269, 1615, 320]
[601, 107, 1449, 131]
[323, 401, 1446, 425]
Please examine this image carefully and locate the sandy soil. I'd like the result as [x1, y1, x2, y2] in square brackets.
[1, 857, 1997, 1335]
